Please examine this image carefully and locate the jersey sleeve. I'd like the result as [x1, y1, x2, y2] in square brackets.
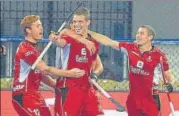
[118, 42, 134, 54]
[22, 48, 39, 66]
[62, 36, 75, 44]
[118, 42, 133, 49]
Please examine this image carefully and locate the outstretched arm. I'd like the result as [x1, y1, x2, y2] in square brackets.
[88, 30, 119, 50]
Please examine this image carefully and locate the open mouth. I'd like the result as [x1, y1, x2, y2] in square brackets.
[75, 26, 82, 34]
[136, 38, 141, 42]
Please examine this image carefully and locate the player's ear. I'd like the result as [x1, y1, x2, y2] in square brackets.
[149, 35, 153, 41]
[26, 27, 31, 34]
[87, 20, 90, 26]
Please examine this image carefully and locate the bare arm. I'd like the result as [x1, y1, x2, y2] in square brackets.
[36, 60, 85, 78]
[49, 32, 67, 48]
[52, 29, 96, 55]
[58, 29, 90, 45]
[50, 29, 91, 47]
[88, 30, 119, 49]
[91, 55, 103, 75]
[164, 69, 175, 84]
[41, 74, 56, 88]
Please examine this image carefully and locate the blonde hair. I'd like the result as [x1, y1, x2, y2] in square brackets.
[20, 15, 40, 35]
[140, 25, 156, 39]
[73, 8, 90, 20]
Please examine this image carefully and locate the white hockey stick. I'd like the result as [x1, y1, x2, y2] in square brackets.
[31, 2, 83, 70]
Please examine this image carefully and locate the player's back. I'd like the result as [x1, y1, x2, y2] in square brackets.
[12, 40, 42, 96]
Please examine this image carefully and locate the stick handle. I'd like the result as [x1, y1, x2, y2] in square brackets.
[31, 41, 53, 70]
[91, 79, 110, 98]
[160, 57, 175, 116]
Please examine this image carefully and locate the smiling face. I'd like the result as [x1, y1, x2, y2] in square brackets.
[71, 8, 91, 36]
[135, 27, 152, 46]
[135, 25, 156, 47]
[72, 15, 90, 35]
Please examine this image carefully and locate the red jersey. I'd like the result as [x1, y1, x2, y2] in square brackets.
[119, 42, 169, 97]
[12, 40, 42, 96]
[56, 35, 99, 87]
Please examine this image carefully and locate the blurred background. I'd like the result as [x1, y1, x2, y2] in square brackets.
[1, 0, 179, 92]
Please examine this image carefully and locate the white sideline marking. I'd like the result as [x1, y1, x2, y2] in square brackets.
[104, 110, 128, 116]
[45, 98, 55, 105]
[45, 98, 128, 116]
[169, 111, 179, 116]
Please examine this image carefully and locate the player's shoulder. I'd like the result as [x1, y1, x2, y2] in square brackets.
[63, 36, 72, 40]
[88, 33, 98, 42]
[88, 33, 100, 47]
[152, 46, 166, 56]
[17, 41, 29, 52]
[17, 40, 36, 55]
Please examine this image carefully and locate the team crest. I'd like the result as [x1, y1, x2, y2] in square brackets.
[147, 56, 152, 62]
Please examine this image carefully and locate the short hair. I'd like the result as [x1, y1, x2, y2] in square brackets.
[20, 15, 40, 35]
[140, 25, 156, 39]
[73, 8, 90, 20]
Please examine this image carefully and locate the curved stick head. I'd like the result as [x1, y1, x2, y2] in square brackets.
[116, 107, 126, 112]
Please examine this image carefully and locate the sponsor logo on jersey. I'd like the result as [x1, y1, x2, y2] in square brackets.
[76, 55, 88, 63]
[130, 66, 149, 76]
[136, 61, 144, 68]
[25, 51, 33, 56]
[76, 48, 88, 63]
[13, 85, 25, 91]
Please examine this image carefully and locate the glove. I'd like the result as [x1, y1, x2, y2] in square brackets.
[164, 83, 173, 92]
[90, 73, 98, 80]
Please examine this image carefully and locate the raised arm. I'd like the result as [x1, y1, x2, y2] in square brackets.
[50, 29, 96, 55]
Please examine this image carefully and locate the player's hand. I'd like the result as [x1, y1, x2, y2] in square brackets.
[68, 68, 85, 78]
[164, 83, 173, 93]
[49, 31, 58, 42]
[85, 41, 96, 56]
[90, 73, 98, 80]
[57, 29, 68, 39]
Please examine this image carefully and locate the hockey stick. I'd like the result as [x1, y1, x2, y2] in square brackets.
[90, 79, 126, 112]
[31, 2, 83, 70]
[160, 57, 175, 116]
